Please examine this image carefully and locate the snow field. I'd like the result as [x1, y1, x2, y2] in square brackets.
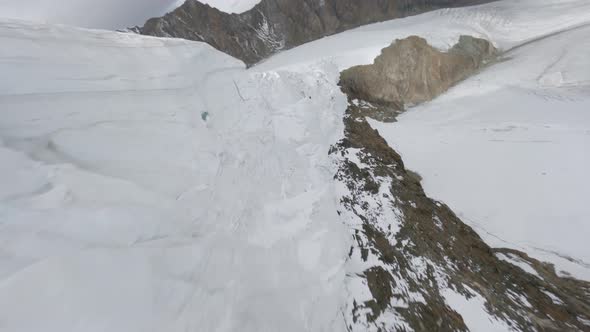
[0, 20, 349, 332]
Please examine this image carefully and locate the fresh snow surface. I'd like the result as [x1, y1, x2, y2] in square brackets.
[257, 0, 590, 280]
[168, 0, 261, 14]
[0, 20, 349, 332]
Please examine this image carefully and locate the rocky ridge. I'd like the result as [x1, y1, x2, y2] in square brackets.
[333, 36, 590, 331]
[140, 0, 495, 65]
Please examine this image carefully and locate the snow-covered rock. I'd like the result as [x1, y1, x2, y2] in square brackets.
[143, 0, 493, 65]
[168, 0, 262, 14]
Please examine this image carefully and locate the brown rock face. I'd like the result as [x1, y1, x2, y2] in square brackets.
[339, 35, 497, 109]
[141, 0, 496, 65]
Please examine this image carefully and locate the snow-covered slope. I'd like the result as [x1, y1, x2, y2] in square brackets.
[256, 0, 590, 71]
[0, 20, 348, 332]
[256, 0, 590, 280]
[2, 0, 590, 330]
[371, 24, 590, 280]
[168, 0, 261, 14]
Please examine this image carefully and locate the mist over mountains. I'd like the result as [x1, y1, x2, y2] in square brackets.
[0, 0, 178, 29]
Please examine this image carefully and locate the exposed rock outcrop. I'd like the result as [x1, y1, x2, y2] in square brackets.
[333, 36, 590, 331]
[141, 0, 495, 65]
[340, 35, 497, 109]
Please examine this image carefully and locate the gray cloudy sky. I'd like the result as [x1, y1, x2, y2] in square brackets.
[0, 0, 180, 29]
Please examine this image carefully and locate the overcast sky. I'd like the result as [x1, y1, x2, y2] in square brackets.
[0, 0, 181, 29]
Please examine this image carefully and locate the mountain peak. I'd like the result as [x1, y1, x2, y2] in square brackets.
[141, 0, 495, 65]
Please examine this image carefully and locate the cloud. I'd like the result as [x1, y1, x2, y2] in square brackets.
[0, 0, 180, 29]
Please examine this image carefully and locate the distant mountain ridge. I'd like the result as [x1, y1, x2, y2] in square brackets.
[140, 0, 495, 65]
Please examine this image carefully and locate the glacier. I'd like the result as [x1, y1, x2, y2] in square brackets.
[1, 0, 590, 330]
[0, 19, 349, 332]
